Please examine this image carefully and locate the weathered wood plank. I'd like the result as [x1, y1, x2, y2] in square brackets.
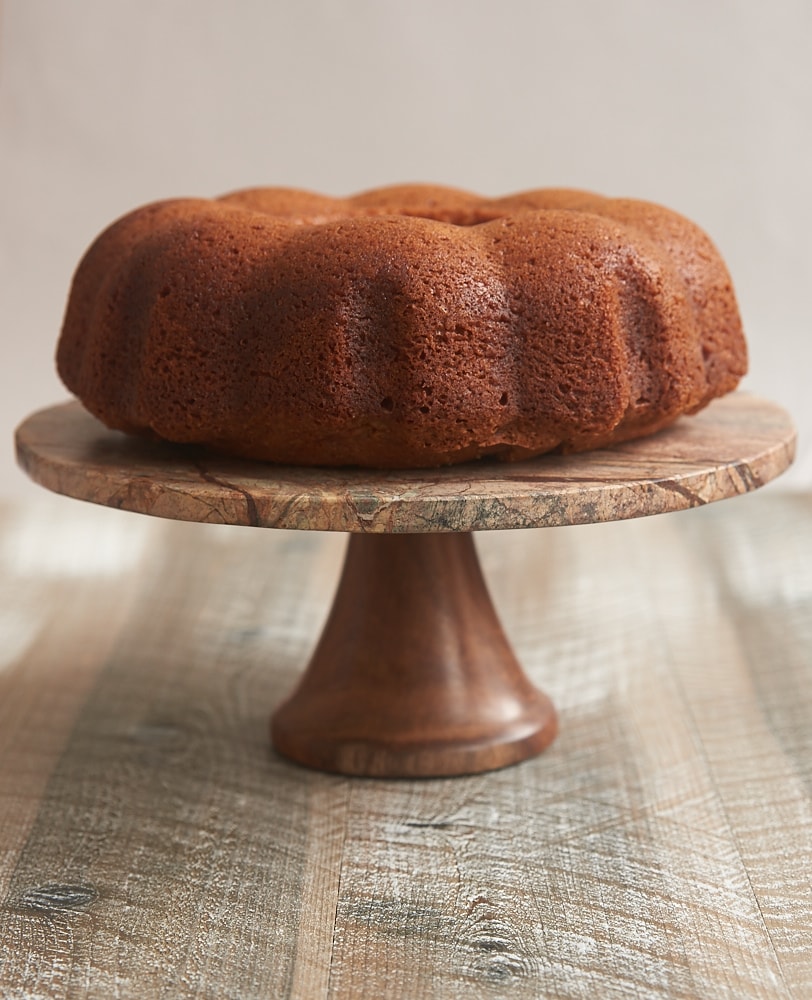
[288, 779, 351, 998]
[0, 505, 346, 998]
[0, 492, 810, 998]
[0, 499, 153, 903]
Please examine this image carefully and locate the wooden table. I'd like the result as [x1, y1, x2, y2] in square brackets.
[1, 489, 810, 998]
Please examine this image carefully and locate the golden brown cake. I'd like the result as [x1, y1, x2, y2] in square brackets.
[56, 185, 747, 468]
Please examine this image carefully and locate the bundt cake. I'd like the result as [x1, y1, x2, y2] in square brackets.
[56, 185, 747, 468]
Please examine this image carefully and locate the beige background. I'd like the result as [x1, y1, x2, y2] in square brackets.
[2, 0, 810, 497]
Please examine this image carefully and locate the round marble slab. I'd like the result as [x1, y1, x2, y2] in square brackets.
[16, 394, 796, 533]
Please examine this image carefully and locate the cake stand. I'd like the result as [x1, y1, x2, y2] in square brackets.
[16, 394, 795, 778]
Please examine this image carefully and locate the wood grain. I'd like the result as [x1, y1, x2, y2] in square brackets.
[0, 499, 152, 904]
[272, 532, 557, 776]
[15, 394, 796, 532]
[1, 492, 811, 997]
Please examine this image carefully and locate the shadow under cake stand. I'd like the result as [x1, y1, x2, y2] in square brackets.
[16, 394, 795, 778]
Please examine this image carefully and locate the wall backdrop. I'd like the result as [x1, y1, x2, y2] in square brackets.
[2, 0, 810, 496]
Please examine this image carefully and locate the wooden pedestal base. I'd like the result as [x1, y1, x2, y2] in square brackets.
[271, 533, 557, 777]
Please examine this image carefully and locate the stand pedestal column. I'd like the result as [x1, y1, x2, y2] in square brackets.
[271, 532, 558, 777]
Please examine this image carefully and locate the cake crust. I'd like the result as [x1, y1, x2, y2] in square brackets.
[57, 185, 748, 468]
